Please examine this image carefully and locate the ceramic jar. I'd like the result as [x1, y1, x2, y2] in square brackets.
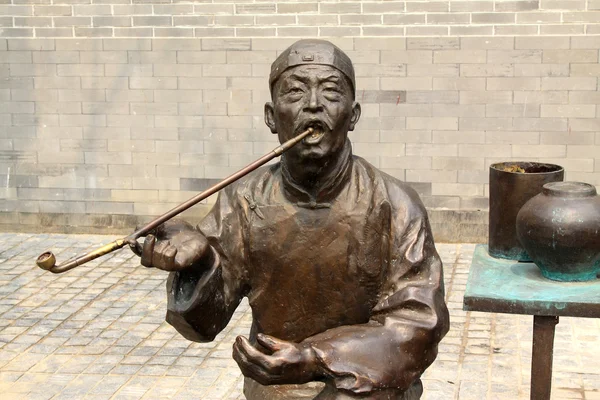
[516, 182, 600, 282]
[489, 162, 564, 261]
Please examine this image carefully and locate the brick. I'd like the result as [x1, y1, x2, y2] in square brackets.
[516, 12, 561, 23]
[460, 37, 514, 50]
[495, 25, 539, 35]
[434, 50, 486, 64]
[107, 115, 153, 128]
[53, 16, 91, 27]
[432, 132, 485, 145]
[430, 104, 484, 117]
[514, 64, 569, 77]
[564, 11, 600, 22]
[542, 77, 597, 90]
[513, 117, 568, 131]
[8, 38, 54, 50]
[513, 145, 566, 158]
[2, 52, 32, 64]
[407, 38, 459, 50]
[82, 101, 128, 115]
[460, 64, 513, 77]
[34, 76, 80, 89]
[0, 101, 33, 113]
[154, 4, 193, 15]
[487, 77, 540, 90]
[433, 77, 486, 91]
[472, 12, 516, 24]
[540, 0, 585, 9]
[514, 90, 567, 104]
[129, 77, 176, 90]
[486, 104, 539, 118]
[407, 117, 458, 131]
[113, 5, 152, 15]
[0, 5, 32, 15]
[496, 1, 540, 11]
[382, 14, 425, 25]
[406, 91, 458, 104]
[277, 2, 317, 13]
[74, 28, 112, 37]
[341, 14, 383, 25]
[277, 27, 319, 37]
[36, 102, 81, 114]
[460, 91, 512, 104]
[515, 37, 570, 50]
[485, 130, 539, 144]
[236, 3, 275, 14]
[450, 1, 494, 12]
[194, 4, 234, 14]
[129, 51, 176, 64]
[56, 38, 102, 51]
[541, 131, 595, 145]
[173, 16, 213, 26]
[83, 127, 130, 139]
[381, 50, 432, 64]
[237, 27, 277, 37]
[9, 63, 55, 76]
[155, 115, 202, 128]
[567, 119, 600, 132]
[406, 26, 449, 36]
[35, 28, 74, 37]
[15, 17, 52, 27]
[153, 39, 201, 51]
[0, 77, 33, 89]
[152, 89, 201, 103]
[451, 26, 495, 36]
[458, 144, 511, 157]
[202, 38, 251, 51]
[540, 24, 584, 35]
[0, 28, 34, 37]
[86, 201, 133, 215]
[58, 89, 104, 102]
[427, 12, 470, 24]
[105, 65, 153, 77]
[32, 51, 78, 63]
[57, 64, 104, 77]
[82, 77, 128, 89]
[381, 77, 432, 90]
[133, 16, 172, 26]
[487, 50, 542, 64]
[60, 139, 106, 151]
[108, 139, 154, 153]
[73, 5, 111, 15]
[541, 105, 596, 118]
[215, 15, 253, 26]
[460, 117, 512, 131]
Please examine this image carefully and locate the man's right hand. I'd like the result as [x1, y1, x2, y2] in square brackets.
[129, 220, 214, 272]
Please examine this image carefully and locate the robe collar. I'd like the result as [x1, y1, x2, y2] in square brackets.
[280, 139, 353, 209]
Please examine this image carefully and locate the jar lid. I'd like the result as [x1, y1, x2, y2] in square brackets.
[543, 181, 597, 198]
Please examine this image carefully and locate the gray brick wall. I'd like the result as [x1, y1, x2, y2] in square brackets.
[1, 1, 600, 240]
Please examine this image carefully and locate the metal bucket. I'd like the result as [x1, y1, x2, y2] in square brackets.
[488, 161, 564, 261]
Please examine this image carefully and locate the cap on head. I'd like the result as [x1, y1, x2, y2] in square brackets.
[269, 39, 356, 96]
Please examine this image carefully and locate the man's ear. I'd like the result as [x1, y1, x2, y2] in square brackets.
[264, 102, 277, 134]
[348, 101, 361, 132]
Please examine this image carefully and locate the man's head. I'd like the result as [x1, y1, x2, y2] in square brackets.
[265, 40, 361, 164]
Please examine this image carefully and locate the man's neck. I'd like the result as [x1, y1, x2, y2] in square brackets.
[281, 140, 352, 202]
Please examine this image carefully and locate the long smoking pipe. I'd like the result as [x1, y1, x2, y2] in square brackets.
[36, 128, 315, 274]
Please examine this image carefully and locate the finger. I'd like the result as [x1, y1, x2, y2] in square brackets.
[126, 238, 143, 257]
[235, 336, 277, 372]
[140, 234, 156, 267]
[153, 240, 174, 271]
[233, 341, 276, 385]
[256, 333, 286, 353]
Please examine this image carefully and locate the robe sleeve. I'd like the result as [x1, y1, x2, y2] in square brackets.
[165, 186, 249, 343]
[302, 186, 450, 395]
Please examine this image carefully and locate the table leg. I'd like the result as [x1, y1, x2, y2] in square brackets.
[530, 315, 559, 400]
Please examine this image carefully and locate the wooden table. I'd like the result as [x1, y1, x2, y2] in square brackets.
[463, 245, 600, 400]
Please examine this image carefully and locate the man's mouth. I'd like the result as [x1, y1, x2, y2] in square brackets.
[301, 122, 326, 145]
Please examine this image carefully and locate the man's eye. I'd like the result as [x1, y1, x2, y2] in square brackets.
[287, 88, 303, 95]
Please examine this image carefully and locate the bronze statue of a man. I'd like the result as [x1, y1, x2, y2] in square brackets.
[135, 39, 449, 400]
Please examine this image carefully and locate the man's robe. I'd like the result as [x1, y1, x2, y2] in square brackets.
[165, 141, 449, 399]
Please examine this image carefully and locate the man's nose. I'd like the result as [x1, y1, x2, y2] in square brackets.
[305, 88, 322, 111]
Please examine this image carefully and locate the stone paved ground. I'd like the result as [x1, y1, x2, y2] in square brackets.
[0, 233, 598, 400]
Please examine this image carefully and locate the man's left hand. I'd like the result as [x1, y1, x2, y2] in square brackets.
[232, 333, 322, 385]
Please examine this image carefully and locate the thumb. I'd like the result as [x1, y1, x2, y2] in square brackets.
[257, 333, 287, 352]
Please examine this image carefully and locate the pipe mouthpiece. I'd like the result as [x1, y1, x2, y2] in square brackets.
[37, 251, 56, 271]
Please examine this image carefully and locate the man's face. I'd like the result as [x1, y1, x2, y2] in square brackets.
[265, 65, 361, 162]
